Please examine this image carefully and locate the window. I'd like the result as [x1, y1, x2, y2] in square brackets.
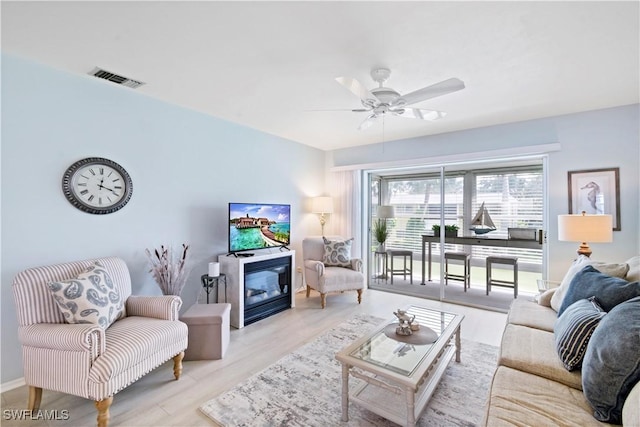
[375, 165, 543, 268]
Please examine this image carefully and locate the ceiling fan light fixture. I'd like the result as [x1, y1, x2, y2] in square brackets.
[419, 110, 446, 120]
[334, 68, 464, 130]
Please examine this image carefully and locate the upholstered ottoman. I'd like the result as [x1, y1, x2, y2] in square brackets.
[181, 303, 230, 360]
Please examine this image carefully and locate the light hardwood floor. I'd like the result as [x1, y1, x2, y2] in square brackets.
[1, 289, 507, 427]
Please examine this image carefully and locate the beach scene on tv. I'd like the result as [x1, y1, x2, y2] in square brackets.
[229, 203, 291, 252]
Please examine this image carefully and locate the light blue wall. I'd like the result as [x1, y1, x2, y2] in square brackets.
[330, 104, 640, 281]
[1, 54, 326, 383]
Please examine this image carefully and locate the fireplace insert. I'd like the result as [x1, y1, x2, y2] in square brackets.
[243, 256, 291, 325]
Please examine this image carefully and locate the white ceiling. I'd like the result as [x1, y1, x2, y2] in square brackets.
[2, 1, 639, 151]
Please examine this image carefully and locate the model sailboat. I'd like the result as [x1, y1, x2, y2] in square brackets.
[469, 202, 496, 235]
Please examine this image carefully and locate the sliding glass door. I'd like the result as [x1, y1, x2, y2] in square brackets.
[366, 159, 546, 311]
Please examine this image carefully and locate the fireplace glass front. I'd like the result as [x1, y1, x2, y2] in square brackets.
[244, 256, 291, 325]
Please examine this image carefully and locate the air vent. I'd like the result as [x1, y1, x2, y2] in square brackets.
[89, 67, 145, 89]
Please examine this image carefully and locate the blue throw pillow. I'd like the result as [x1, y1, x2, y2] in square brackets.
[582, 296, 640, 424]
[557, 265, 640, 316]
[554, 297, 606, 371]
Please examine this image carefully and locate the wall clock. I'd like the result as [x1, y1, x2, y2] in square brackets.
[62, 157, 133, 214]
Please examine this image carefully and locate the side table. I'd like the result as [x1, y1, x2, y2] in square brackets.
[201, 273, 227, 304]
[373, 251, 388, 283]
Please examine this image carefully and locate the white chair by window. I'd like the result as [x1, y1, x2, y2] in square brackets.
[302, 236, 365, 308]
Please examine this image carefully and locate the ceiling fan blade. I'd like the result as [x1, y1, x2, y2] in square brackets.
[336, 76, 379, 107]
[305, 108, 370, 112]
[400, 77, 465, 106]
[399, 108, 447, 121]
[358, 114, 378, 131]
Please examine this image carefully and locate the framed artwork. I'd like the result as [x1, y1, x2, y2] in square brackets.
[568, 167, 620, 231]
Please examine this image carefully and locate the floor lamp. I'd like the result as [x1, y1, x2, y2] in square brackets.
[558, 211, 613, 257]
[312, 196, 334, 236]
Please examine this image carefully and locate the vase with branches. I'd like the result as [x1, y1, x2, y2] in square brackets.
[145, 243, 191, 296]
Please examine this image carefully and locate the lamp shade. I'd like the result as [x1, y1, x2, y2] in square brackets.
[377, 205, 395, 219]
[312, 196, 333, 214]
[558, 213, 613, 242]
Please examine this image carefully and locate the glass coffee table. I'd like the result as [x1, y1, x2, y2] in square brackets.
[335, 306, 464, 427]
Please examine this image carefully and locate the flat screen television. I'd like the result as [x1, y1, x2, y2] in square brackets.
[228, 203, 291, 253]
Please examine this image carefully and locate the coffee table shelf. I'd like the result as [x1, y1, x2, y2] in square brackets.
[350, 345, 456, 426]
[336, 306, 463, 427]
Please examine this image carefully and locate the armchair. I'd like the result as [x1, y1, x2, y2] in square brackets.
[12, 257, 188, 427]
[302, 237, 365, 308]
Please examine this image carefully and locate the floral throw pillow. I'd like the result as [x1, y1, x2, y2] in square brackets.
[322, 237, 353, 268]
[48, 262, 125, 329]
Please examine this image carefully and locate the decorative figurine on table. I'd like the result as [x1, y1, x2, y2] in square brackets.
[394, 309, 417, 336]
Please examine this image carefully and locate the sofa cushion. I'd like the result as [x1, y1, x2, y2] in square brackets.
[550, 255, 592, 312]
[499, 324, 582, 390]
[484, 366, 606, 427]
[535, 287, 556, 307]
[626, 255, 640, 282]
[582, 296, 640, 424]
[554, 297, 606, 371]
[507, 298, 556, 332]
[558, 265, 640, 316]
[322, 237, 353, 267]
[48, 262, 125, 329]
[623, 381, 640, 426]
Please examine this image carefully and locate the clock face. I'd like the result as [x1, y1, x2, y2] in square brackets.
[62, 158, 133, 214]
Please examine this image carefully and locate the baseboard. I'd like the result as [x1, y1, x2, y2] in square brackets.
[1, 377, 25, 393]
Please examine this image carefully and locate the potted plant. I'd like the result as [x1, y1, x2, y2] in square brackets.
[373, 219, 389, 252]
[432, 224, 459, 237]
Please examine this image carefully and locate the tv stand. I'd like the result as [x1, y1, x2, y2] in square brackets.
[227, 252, 255, 258]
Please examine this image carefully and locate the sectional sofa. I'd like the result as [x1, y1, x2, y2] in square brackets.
[483, 255, 640, 426]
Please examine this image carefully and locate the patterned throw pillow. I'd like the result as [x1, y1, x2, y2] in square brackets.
[554, 297, 606, 371]
[48, 262, 125, 329]
[322, 237, 353, 267]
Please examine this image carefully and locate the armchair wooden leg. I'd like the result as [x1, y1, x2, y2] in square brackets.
[27, 386, 42, 411]
[173, 351, 185, 380]
[357, 289, 363, 304]
[320, 293, 327, 309]
[95, 396, 113, 427]
[306, 285, 311, 298]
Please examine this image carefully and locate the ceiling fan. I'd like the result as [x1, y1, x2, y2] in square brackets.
[335, 68, 465, 130]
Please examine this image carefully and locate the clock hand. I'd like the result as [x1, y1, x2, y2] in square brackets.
[101, 186, 118, 195]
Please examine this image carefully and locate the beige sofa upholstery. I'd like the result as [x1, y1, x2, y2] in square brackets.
[483, 256, 640, 426]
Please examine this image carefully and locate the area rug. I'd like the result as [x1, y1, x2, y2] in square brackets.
[200, 314, 499, 426]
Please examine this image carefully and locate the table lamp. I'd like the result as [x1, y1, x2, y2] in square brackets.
[557, 211, 612, 257]
[312, 196, 334, 236]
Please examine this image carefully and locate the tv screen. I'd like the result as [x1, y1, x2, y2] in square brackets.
[228, 203, 291, 253]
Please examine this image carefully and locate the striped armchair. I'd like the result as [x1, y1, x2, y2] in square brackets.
[12, 257, 188, 427]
